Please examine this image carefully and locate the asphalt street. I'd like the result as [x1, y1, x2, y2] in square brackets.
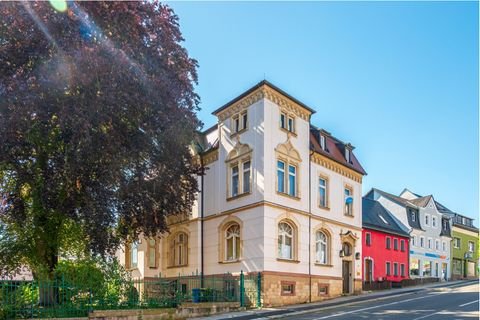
[282, 282, 479, 320]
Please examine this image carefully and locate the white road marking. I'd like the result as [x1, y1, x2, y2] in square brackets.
[312, 296, 431, 319]
[412, 312, 439, 320]
[459, 300, 479, 307]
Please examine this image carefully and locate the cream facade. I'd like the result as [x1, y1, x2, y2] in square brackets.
[116, 81, 366, 306]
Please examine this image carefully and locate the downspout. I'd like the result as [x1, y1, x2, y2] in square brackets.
[308, 149, 313, 303]
[200, 157, 205, 287]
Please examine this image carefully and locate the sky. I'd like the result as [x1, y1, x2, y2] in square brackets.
[168, 1, 479, 223]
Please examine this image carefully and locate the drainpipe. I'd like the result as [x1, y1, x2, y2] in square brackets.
[200, 158, 205, 287]
[308, 149, 313, 303]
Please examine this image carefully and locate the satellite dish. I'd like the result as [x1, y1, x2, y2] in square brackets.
[345, 196, 353, 204]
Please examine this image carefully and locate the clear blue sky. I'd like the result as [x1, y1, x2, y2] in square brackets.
[168, 1, 479, 223]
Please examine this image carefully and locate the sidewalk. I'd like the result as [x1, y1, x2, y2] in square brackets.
[193, 279, 477, 320]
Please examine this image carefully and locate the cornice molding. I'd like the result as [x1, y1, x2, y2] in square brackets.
[216, 85, 312, 122]
[311, 152, 363, 183]
[201, 149, 219, 166]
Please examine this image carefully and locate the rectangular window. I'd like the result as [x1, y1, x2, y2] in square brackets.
[288, 164, 296, 196]
[386, 262, 391, 276]
[401, 264, 405, 277]
[288, 117, 294, 132]
[468, 241, 474, 252]
[411, 210, 416, 222]
[400, 239, 405, 252]
[427, 238, 432, 249]
[231, 165, 239, 197]
[412, 236, 416, 247]
[410, 259, 419, 276]
[318, 284, 329, 296]
[435, 240, 439, 251]
[432, 217, 436, 227]
[233, 115, 240, 133]
[280, 113, 286, 129]
[148, 239, 157, 268]
[345, 149, 350, 163]
[131, 242, 138, 269]
[443, 220, 448, 230]
[425, 214, 429, 226]
[453, 238, 460, 249]
[242, 112, 248, 130]
[393, 263, 398, 276]
[393, 238, 398, 251]
[243, 161, 251, 193]
[320, 135, 326, 150]
[386, 237, 391, 249]
[319, 177, 327, 207]
[366, 233, 371, 246]
[344, 188, 353, 216]
[277, 161, 285, 193]
[423, 261, 431, 277]
[442, 241, 446, 251]
[281, 282, 295, 296]
[420, 237, 425, 248]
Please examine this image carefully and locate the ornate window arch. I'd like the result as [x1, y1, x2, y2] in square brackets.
[225, 223, 241, 261]
[278, 220, 298, 260]
[226, 140, 252, 199]
[275, 139, 301, 198]
[169, 232, 188, 267]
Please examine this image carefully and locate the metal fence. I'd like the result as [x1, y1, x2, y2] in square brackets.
[0, 271, 262, 319]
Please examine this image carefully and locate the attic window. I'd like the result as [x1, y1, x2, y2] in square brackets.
[320, 135, 326, 151]
[378, 215, 389, 225]
[345, 148, 350, 163]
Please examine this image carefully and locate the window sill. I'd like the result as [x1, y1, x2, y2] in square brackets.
[219, 259, 241, 264]
[344, 214, 354, 218]
[314, 263, 333, 267]
[318, 206, 330, 211]
[276, 191, 301, 201]
[227, 192, 251, 201]
[126, 267, 139, 272]
[280, 127, 297, 137]
[230, 128, 248, 138]
[277, 258, 300, 264]
[167, 264, 188, 269]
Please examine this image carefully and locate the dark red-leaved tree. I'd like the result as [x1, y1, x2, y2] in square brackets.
[0, 1, 201, 283]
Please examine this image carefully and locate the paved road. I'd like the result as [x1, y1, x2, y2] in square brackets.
[284, 282, 479, 320]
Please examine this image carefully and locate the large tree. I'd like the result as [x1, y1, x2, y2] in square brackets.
[0, 1, 201, 280]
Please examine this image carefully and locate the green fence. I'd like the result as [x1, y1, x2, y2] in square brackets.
[0, 271, 261, 319]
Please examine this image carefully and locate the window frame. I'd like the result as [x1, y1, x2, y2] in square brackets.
[276, 159, 299, 198]
[393, 238, 398, 251]
[280, 111, 296, 134]
[315, 230, 329, 265]
[344, 186, 354, 216]
[147, 238, 158, 269]
[281, 281, 296, 296]
[318, 176, 329, 208]
[453, 237, 460, 249]
[393, 262, 398, 276]
[400, 264, 406, 277]
[169, 232, 188, 267]
[365, 232, 371, 246]
[225, 223, 241, 262]
[400, 239, 405, 252]
[227, 157, 252, 200]
[420, 236, 425, 248]
[386, 261, 391, 276]
[468, 241, 474, 252]
[278, 221, 296, 261]
[386, 236, 391, 250]
[231, 110, 248, 135]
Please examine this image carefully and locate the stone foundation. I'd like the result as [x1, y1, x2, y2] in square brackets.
[262, 271, 349, 307]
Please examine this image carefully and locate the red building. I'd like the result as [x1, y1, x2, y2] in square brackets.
[362, 198, 410, 283]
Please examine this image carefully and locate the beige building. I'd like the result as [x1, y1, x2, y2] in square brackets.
[117, 81, 367, 306]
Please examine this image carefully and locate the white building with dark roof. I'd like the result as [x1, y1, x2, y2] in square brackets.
[116, 80, 367, 306]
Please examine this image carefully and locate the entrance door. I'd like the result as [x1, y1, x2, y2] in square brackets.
[342, 261, 351, 294]
[441, 263, 447, 280]
[365, 259, 373, 282]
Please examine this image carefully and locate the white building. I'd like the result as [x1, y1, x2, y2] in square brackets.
[365, 188, 452, 280]
[117, 81, 367, 306]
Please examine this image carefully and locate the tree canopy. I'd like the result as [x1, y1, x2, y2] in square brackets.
[0, 1, 201, 279]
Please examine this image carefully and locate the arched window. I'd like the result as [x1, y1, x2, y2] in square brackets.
[170, 232, 188, 267]
[278, 222, 294, 259]
[315, 231, 328, 264]
[225, 223, 241, 261]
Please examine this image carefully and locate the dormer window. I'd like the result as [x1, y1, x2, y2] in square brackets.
[280, 112, 295, 133]
[345, 148, 350, 163]
[232, 111, 248, 134]
[320, 135, 326, 151]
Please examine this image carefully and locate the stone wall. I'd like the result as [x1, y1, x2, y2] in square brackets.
[261, 271, 347, 307]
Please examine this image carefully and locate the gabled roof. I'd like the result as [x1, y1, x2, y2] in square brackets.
[370, 188, 414, 208]
[212, 80, 316, 116]
[310, 127, 367, 176]
[362, 198, 410, 237]
[409, 195, 433, 208]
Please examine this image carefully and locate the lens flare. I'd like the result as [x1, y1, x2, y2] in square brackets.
[49, 0, 67, 12]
